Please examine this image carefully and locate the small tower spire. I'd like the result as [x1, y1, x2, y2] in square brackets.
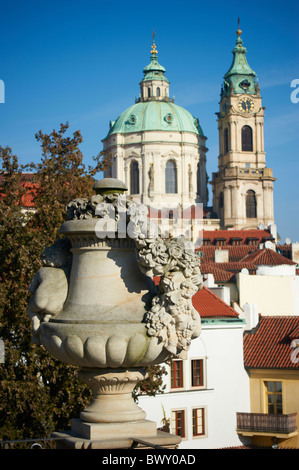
[237, 17, 241, 34]
[151, 29, 158, 55]
[236, 17, 242, 44]
[139, 32, 169, 102]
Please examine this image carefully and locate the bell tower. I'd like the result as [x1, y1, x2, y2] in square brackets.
[211, 22, 276, 230]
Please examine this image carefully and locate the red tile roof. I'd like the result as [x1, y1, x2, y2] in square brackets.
[0, 173, 37, 208]
[20, 181, 37, 208]
[196, 238, 297, 283]
[204, 261, 257, 273]
[200, 264, 235, 283]
[242, 248, 296, 266]
[277, 244, 292, 256]
[244, 316, 299, 369]
[197, 245, 256, 263]
[202, 229, 274, 244]
[153, 279, 239, 318]
[192, 286, 239, 318]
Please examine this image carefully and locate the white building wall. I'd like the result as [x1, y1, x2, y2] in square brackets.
[138, 321, 250, 449]
[256, 265, 296, 276]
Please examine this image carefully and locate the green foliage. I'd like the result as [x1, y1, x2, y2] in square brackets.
[133, 364, 168, 402]
[0, 124, 167, 442]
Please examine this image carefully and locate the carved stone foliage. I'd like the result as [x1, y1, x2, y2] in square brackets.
[135, 235, 202, 359]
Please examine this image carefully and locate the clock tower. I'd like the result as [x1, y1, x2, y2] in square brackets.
[211, 23, 276, 230]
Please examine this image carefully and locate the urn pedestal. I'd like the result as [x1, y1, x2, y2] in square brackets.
[52, 368, 181, 449]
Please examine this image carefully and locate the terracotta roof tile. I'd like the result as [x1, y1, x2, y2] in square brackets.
[196, 245, 259, 263]
[153, 279, 239, 318]
[202, 229, 274, 244]
[200, 264, 235, 283]
[244, 316, 299, 369]
[242, 248, 296, 266]
[20, 181, 37, 208]
[192, 286, 239, 318]
[203, 261, 257, 273]
[0, 173, 37, 208]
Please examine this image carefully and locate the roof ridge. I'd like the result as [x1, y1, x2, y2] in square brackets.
[201, 286, 239, 315]
[242, 248, 296, 265]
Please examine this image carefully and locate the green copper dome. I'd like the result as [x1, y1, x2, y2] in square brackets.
[105, 100, 204, 137]
[104, 34, 204, 139]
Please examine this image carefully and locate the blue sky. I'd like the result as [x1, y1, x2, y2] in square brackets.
[0, 0, 298, 242]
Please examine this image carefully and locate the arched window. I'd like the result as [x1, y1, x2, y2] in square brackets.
[156, 87, 160, 97]
[165, 159, 177, 194]
[130, 160, 139, 194]
[246, 190, 257, 218]
[224, 128, 229, 154]
[147, 87, 151, 98]
[242, 125, 253, 152]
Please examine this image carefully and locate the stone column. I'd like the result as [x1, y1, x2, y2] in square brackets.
[223, 185, 231, 224]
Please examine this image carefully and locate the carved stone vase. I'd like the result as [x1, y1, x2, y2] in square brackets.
[28, 178, 202, 448]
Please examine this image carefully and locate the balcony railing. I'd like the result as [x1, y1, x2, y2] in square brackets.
[237, 412, 297, 434]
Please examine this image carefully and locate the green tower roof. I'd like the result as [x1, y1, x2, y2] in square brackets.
[222, 24, 257, 96]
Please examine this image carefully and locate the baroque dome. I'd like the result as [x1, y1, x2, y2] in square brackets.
[101, 34, 209, 209]
[106, 100, 204, 137]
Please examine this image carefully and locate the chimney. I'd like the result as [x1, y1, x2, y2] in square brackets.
[242, 303, 259, 331]
[214, 249, 229, 263]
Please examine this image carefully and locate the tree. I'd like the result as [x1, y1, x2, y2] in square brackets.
[0, 123, 167, 444]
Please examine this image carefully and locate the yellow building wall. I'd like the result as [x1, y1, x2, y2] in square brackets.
[249, 369, 299, 448]
[237, 273, 299, 315]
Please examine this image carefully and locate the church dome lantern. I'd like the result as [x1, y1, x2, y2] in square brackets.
[139, 30, 170, 101]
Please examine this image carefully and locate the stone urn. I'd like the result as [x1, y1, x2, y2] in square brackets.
[28, 178, 202, 448]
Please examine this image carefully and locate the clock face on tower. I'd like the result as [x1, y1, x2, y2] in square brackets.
[238, 97, 254, 113]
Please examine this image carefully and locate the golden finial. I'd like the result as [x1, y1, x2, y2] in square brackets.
[236, 17, 242, 37]
[151, 29, 158, 54]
